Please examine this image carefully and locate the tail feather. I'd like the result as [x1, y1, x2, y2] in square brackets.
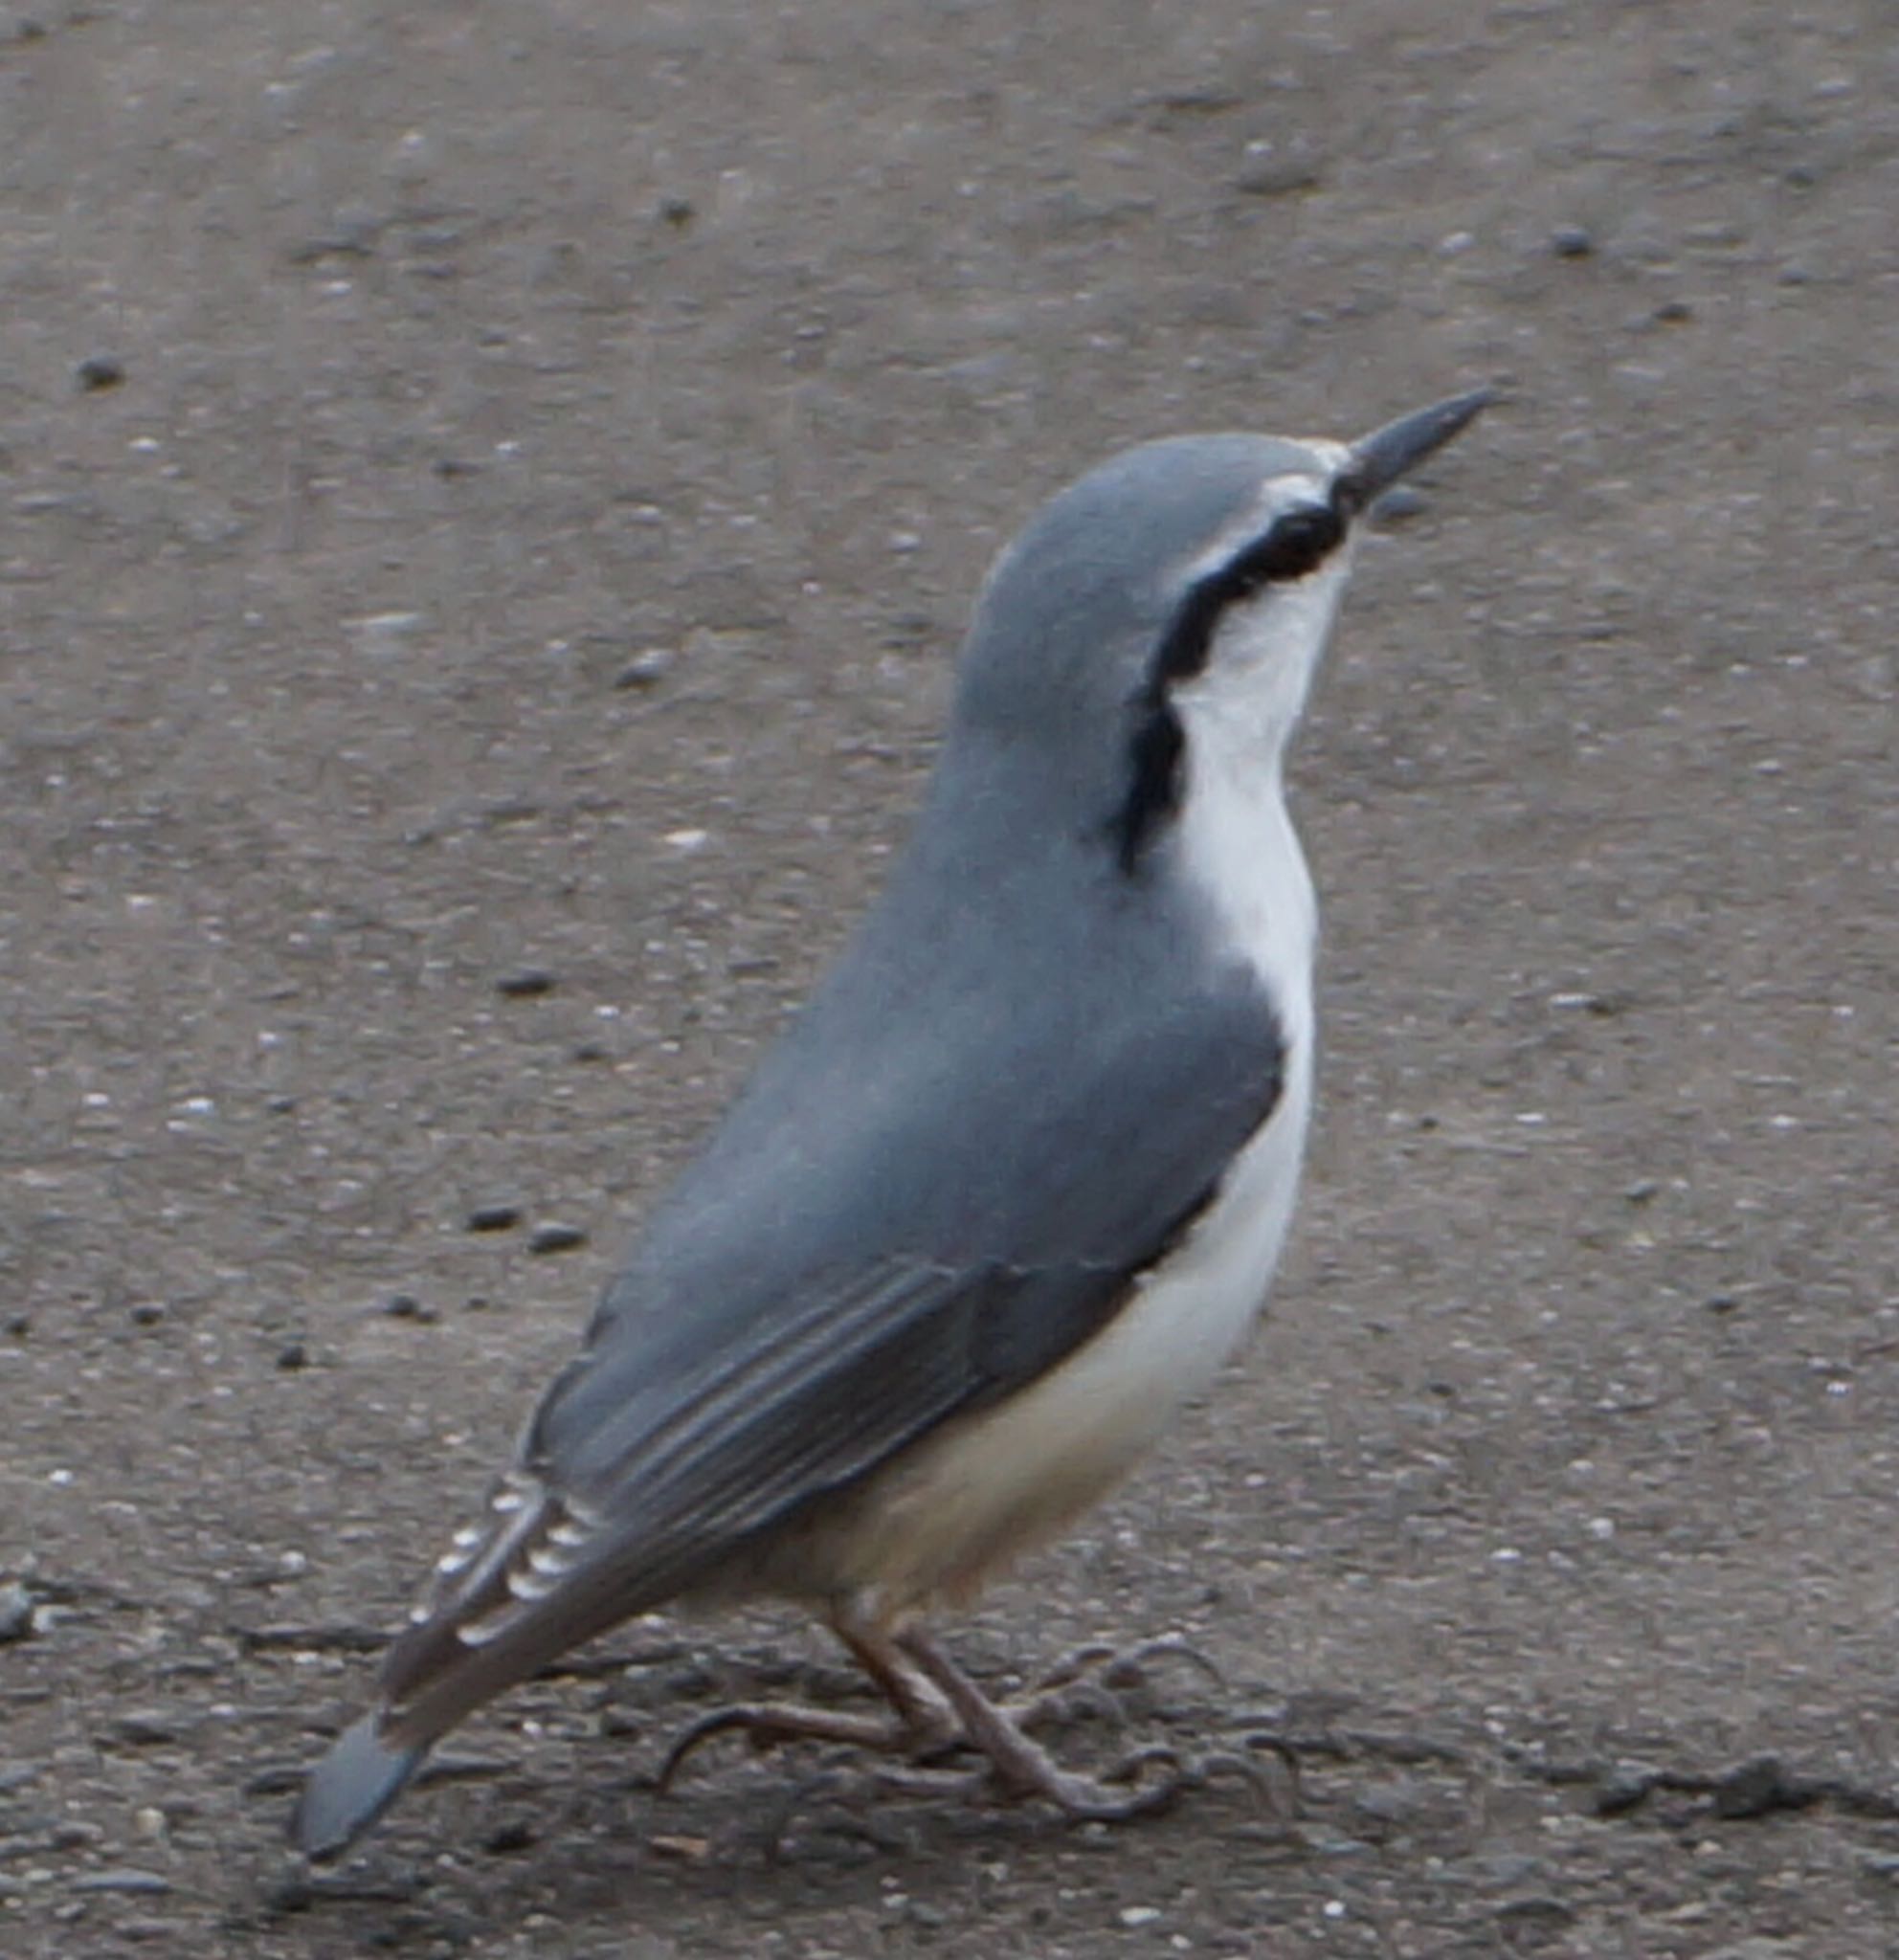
[290, 1715, 429, 1860]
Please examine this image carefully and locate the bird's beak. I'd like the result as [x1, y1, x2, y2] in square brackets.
[1335, 388, 1495, 513]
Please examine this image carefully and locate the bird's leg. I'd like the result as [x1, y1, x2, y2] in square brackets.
[894, 1624, 1191, 1820]
[833, 1614, 962, 1754]
[656, 1605, 959, 1793]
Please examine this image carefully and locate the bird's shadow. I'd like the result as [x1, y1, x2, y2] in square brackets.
[250, 1641, 1311, 1946]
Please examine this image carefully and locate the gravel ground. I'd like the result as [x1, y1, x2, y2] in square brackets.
[3, 2, 1897, 1955]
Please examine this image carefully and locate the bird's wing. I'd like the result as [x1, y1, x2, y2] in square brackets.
[373, 965, 1285, 1743]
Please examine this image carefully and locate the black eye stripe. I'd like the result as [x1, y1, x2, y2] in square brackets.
[1151, 502, 1346, 688]
[1109, 498, 1347, 876]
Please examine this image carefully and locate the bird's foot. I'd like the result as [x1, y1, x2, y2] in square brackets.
[895, 1624, 1267, 1820]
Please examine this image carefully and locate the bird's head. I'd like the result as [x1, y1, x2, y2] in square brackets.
[945, 390, 1492, 874]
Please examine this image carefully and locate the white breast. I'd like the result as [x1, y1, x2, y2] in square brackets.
[806, 676, 1322, 1615]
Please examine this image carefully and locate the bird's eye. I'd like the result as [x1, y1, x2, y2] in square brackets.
[1216, 506, 1343, 604]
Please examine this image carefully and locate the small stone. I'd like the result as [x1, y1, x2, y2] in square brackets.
[127, 1302, 168, 1327]
[496, 969, 555, 998]
[482, 1819, 536, 1855]
[1711, 1753, 1806, 1819]
[614, 648, 676, 689]
[647, 1832, 710, 1861]
[77, 355, 125, 391]
[104, 1710, 180, 1748]
[1351, 1776, 1429, 1826]
[527, 1223, 587, 1256]
[1705, 1293, 1741, 1315]
[1235, 150, 1323, 197]
[1551, 224, 1594, 258]
[1369, 484, 1427, 523]
[466, 1203, 523, 1233]
[0, 1582, 34, 1643]
[72, 1869, 172, 1896]
[1496, 1896, 1574, 1926]
[276, 1341, 308, 1370]
[4, 1313, 28, 1337]
[1652, 298, 1694, 323]
[380, 1294, 437, 1323]
[658, 196, 695, 229]
[1593, 1762, 1657, 1815]
[264, 1876, 313, 1914]
[1119, 1905, 1163, 1927]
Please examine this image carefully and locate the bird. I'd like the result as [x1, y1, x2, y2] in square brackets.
[292, 388, 1493, 1859]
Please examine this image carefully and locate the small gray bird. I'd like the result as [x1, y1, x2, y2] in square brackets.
[294, 390, 1491, 1858]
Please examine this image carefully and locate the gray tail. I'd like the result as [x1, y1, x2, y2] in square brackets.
[290, 1714, 429, 1860]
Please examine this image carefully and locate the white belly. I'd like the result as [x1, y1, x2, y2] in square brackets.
[803, 748, 1317, 1615]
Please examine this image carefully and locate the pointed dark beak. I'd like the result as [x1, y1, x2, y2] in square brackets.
[1335, 387, 1495, 514]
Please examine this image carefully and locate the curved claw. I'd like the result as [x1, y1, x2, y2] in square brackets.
[655, 1700, 910, 1793]
[1096, 1635, 1226, 1694]
[656, 1705, 783, 1794]
[1033, 1641, 1123, 1692]
[1047, 1744, 1188, 1820]
[1018, 1678, 1128, 1734]
[1182, 1745, 1298, 1815]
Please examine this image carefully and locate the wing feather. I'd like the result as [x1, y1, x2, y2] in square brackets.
[378, 947, 1285, 1743]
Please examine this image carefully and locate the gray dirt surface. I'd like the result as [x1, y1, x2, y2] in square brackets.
[3, 2, 1897, 1955]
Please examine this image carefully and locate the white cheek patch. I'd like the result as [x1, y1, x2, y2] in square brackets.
[1173, 552, 1352, 749]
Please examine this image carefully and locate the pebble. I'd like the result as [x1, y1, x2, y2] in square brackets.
[1551, 224, 1594, 257]
[1593, 1762, 1656, 1815]
[77, 355, 125, 391]
[496, 969, 555, 998]
[127, 1302, 168, 1327]
[1370, 484, 1427, 523]
[1711, 1753, 1799, 1818]
[467, 1203, 523, 1233]
[380, 1294, 438, 1324]
[0, 1583, 34, 1642]
[1351, 1776, 1430, 1826]
[1496, 1896, 1574, 1926]
[527, 1223, 588, 1256]
[614, 648, 677, 689]
[276, 1341, 308, 1370]
[72, 1868, 172, 1896]
[1235, 151, 1324, 197]
[104, 1710, 181, 1748]
[1119, 1905, 1163, 1927]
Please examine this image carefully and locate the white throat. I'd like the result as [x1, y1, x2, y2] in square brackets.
[1166, 552, 1347, 1033]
